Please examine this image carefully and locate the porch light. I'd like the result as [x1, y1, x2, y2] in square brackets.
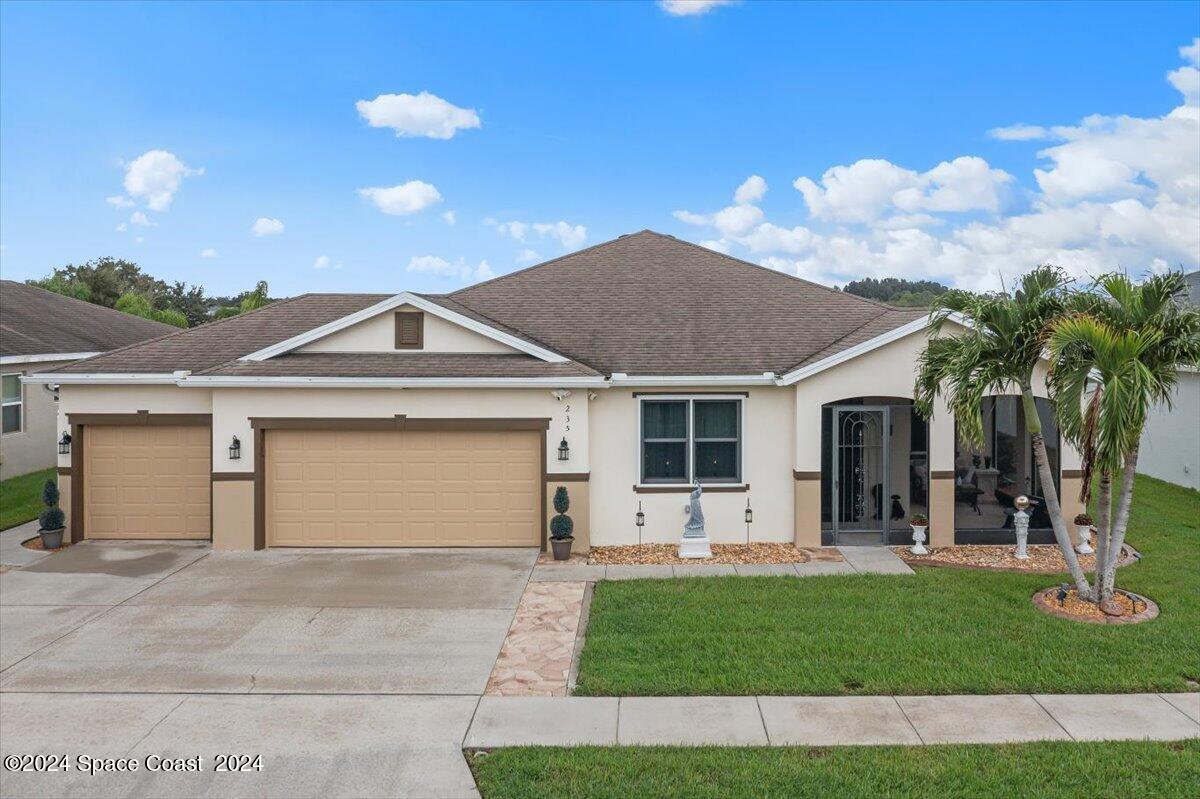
[57, 432, 71, 455]
[744, 499, 753, 526]
[557, 437, 570, 461]
[229, 436, 242, 460]
[635, 502, 645, 528]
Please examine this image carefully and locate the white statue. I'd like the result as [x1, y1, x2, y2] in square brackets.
[1013, 495, 1031, 560]
[679, 484, 713, 559]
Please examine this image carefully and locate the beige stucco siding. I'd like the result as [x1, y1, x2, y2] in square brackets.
[299, 304, 517, 354]
[588, 387, 794, 545]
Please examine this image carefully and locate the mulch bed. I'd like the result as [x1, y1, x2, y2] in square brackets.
[20, 535, 70, 553]
[586, 543, 819, 565]
[892, 538, 1138, 574]
[1033, 586, 1159, 625]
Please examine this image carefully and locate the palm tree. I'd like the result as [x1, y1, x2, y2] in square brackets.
[914, 266, 1091, 595]
[1047, 271, 1200, 604]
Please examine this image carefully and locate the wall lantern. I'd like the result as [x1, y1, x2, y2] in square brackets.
[744, 499, 753, 526]
[635, 502, 645, 528]
[229, 436, 242, 460]
[58, 432, 72, 455]
[557, 437, 570, 461]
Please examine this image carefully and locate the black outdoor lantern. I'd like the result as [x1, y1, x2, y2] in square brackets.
[635, 502, 645, 528]
[57, 432, 71, 455]
[229, 436, 242, 460]
[557, 436, 570, 461]
[744, 499, 753, 526]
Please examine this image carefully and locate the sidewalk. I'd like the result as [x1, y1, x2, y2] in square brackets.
[464, 692, 1200, 747]
[530, 545, 912, 581]
[0, 521, 50, 568]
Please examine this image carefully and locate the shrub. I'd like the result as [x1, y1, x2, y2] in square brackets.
[42, 479, 60, 508]
[38, 479, 65, 531]
[1074, 513, 1093, 526]
[910, 513, 929, 526]
[550, 486, 573, 540]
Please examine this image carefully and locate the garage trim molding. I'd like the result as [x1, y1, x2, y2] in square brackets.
[66, 412, 213, 543]
[250, 417, 552, 551]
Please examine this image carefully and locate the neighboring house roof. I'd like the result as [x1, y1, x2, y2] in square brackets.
[0, 280, 178, 359]
[49, 231, 926, 380]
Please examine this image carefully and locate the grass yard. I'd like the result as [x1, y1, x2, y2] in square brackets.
[576, 475, 1200, 696]
[0, 467, 55, 531]
[469, 740, 1200, 799]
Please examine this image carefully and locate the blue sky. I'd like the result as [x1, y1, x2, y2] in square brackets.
[1, 1, 1197, 297]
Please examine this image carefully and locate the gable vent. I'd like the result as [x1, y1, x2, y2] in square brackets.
[395, 311, 424, 349]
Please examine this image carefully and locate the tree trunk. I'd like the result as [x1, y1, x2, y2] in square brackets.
[1021, 388, 1091, 597]
[1101, 445, 1140, 601]
[1093, 469, 1112, 603]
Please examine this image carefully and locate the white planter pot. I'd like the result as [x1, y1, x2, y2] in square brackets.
[1075, 525, 1094, 555]
[909, 525, 928, 555]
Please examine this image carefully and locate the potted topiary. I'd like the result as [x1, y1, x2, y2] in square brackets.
[549, 486, 574, 560]
[37, 479, 66, 550]
[1073, 513, 1095, 555]
[909, 513, 929, 555]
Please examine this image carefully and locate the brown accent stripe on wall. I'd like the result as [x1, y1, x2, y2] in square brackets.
[212, 472, 255, 482]
[931, 470, 956, 480]
[547, 473, 590, 482]
[633, 484, 750, 493]
[67, 411, 212, 426]
[56, 466, 73, 476]
[249, 416, 551, 431]
[792, 470, 821, 481]
[1061, 469, 1084, 479]
[632, 391, 750, 397]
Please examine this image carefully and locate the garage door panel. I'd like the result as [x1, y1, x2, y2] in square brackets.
[267, 428, 540, 547]
[84, 424, 210, 540]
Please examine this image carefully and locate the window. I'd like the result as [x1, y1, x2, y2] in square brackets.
[395, 311, 424, 349]
[640, 398, 742, 484]
[2, 374, 22, 434]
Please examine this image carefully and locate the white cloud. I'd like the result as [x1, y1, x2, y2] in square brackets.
[313, 255, 331, 269]
[672, 41, 1200, 292]
[251, 217, 285, 236]
[134, 236, 144, 244]
[129, 211, 154, 227]
[356, 92, 481, 139]
[1182, 37, 1200, 65]
[106, 195, 134, 208]
[442, 210, 457, 225]
[734, 175, 767, 204]
[516, 248, 542, 263]
[699, 239, 730, 254]
[122, 150, 202, 211]
[659, 0, 735, 16]
[406, 255, 494, 282]
[358, 181, 442, 215]
[492, 219, 587, 250]
[200, 248, 218, 258]
[988, 124, 1049, 141]
[115, 223, 127, 232]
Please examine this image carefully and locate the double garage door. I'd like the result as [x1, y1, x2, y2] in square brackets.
[82, 425, 541, 547]
[266, 429, 541, 547]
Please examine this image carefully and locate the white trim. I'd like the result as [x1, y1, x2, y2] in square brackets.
[1, 371, 24, 435]
[238, 292, 569, 364]
[175, 375, 607, 389]
[612, 372, 776, 387]
[779, 317, 937, 385]
[20, 373, 179, 385]
[0, 352, 101, 366]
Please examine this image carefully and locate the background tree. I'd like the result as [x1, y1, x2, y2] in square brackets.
[1047, 271, 1200, 605]
[914, 266, 1091, 595]
[160, 281, 209, 328]
[843, 277, 949, 308]
[114, 292, 187, 328]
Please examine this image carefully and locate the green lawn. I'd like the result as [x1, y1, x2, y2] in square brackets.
[0, 467, 55, 531]
[576, 475, 1200, 696]
[469, 740, 1200, 799]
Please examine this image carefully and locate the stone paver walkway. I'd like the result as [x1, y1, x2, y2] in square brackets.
[531, 546, 911, 581]
[485, 581, 586, 696]
[464, 692, 1200, 748]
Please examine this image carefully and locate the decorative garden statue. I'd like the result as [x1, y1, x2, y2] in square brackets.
[678, 484, 712, 559]
[1013, 495, 1031, 560]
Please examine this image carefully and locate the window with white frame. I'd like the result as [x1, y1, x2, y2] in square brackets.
[1, 374, 22, 434]
[640, 397, 742, 484]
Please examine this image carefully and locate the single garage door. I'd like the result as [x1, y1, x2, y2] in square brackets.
[84, 425, 211, 539]
[267, 429, 541, 547]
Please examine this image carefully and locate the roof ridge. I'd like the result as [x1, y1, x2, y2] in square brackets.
[56, 293, 315, 372]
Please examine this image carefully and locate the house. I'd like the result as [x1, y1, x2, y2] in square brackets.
[1137, 270, 1200, 491]
[1, 280, 177, 480]
[25, 231, 1087, 550]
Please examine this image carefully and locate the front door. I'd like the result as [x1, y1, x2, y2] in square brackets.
[831, 406, 890, 545]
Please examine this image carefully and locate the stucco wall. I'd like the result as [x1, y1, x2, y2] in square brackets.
[589, 387, 794, 546]
[299, 305, 515, 354]
[1138, 370, 1200, 491]
[1, 358, 75, 480]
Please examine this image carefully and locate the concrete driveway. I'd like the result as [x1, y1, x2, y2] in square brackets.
[0, 541, 538, 799]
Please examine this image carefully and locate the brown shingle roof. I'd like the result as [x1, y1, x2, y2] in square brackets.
[0, 280, 178, 357]
[444, 230, 915, 375]
[197, 353, 600, 378]
[50, 231, 924, 379]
